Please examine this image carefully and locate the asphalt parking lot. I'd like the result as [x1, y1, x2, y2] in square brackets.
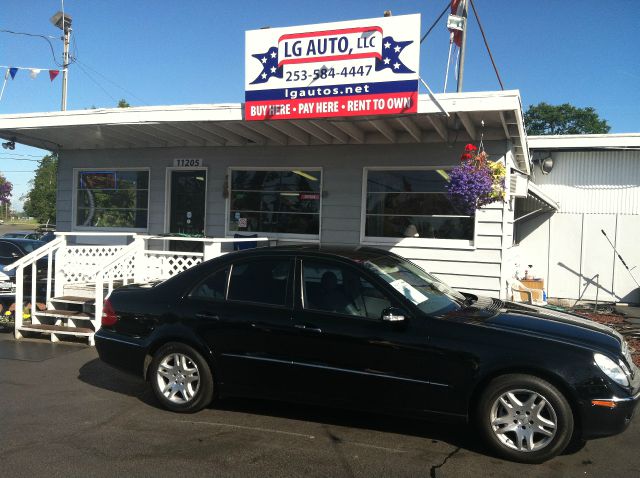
[1, 331, 638, 478]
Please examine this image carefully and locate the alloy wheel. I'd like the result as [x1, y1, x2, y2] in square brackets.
[489, 388, 558, 452]
[155, 352, 201, 404]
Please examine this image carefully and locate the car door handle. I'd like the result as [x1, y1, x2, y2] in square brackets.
[294, 324, 322, 333]
[195, 312, 220, 321]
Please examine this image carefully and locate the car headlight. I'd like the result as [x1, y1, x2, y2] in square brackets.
[594, 353, 630, 387]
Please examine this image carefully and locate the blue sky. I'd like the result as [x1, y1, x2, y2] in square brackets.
[1, 0, 639, 209]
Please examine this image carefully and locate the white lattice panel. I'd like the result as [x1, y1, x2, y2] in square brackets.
[142, 253, 203, 281]
[60, 246, 126, 283]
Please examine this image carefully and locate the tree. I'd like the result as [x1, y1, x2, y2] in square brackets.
[22, 155, 57, 223]
[118, 99, 130, 108]
[524, 102, 611, 136]
[0, 172, 12, 205]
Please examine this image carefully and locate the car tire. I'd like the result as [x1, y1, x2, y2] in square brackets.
[476, 374, 574, 463]
[149, 342, 214, 413]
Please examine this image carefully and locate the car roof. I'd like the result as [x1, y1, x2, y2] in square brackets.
[0, 237, 45, 246]
[226, 245, 396, 262]
[2, 231, 33, 235]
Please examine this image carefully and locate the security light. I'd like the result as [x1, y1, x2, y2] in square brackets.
[50, 11, 72, 32]
[2, 138, 16, 150]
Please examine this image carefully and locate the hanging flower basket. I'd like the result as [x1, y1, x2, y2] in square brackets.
[446, 143, 506, 215]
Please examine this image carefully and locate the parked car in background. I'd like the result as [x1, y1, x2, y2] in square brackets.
[2, 231, 41, 240]
[96, 246, 639, 463]
[0, 238, 47, 295]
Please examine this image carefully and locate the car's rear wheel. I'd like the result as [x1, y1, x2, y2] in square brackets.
[150, 342, 214, 413]
[477, 374, 574, 463]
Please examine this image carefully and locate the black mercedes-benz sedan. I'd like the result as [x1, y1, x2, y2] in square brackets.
[95, 246, 639, 463]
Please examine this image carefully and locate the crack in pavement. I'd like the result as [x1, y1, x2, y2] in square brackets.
[430, 446, 461, 478]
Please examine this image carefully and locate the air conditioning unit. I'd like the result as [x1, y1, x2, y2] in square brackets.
[510, 171, 529, 197]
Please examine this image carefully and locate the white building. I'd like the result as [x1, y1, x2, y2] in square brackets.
[516, 134, 640, 304]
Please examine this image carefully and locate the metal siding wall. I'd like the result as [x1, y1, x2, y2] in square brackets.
[532, 150, 640, 214]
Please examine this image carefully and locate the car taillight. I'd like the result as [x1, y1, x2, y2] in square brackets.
[102, 299, 118, 326]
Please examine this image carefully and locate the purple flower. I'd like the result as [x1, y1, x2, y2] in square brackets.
[446, 162, 493, 215]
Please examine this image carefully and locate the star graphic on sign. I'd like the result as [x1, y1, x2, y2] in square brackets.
[374, 36, 414, 74]
[250, 46, 283, 84]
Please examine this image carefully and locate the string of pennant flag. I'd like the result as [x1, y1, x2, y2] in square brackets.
[1, 65, 61, 81]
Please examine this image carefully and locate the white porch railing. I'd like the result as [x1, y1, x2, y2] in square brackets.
[3, 232, 269, 343]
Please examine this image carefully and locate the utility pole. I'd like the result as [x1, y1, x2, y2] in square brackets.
[50, 11, 72, 111]
[456, 0, 468, 92]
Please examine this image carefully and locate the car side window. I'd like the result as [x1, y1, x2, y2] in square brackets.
[190, 267, 229, 301]
[302, 260, 392, 319]
[227, 258, 291, 306]
[0, 242, 21, 259]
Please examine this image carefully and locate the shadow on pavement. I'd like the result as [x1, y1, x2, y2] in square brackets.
[77, 357, 586, 460]
[78, 358, 158, 408]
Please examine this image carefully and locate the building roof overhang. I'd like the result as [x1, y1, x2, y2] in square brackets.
[0, 90, 530, 173]
[528, 133, 640, 151]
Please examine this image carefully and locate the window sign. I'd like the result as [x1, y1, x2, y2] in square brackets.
[245, 14, 420, 120]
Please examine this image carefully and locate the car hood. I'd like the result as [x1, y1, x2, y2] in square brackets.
[447, 299, 623, 356]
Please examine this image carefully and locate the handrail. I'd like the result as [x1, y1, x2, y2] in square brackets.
[3, 236, 65, 272]
[55, 232, 138, 237]
[142, 235, 269, 243]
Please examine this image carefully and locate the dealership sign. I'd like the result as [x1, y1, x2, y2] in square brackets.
[245, 14, 420, 120]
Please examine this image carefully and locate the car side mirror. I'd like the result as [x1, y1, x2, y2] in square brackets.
[381, 307, 406, 322]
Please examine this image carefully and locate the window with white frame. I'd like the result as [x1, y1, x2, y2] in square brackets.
[75, 170, 149, 229]
[364, 169, 473, 241]
[228, 169, 322, 237]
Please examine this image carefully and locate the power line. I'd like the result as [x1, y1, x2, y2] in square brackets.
[0, 152, 45, 158]
[74, 61, 119, 103]
[468, 0, 504, 90]
[0, 29, 63, 67]
[74, 59, 149, 106]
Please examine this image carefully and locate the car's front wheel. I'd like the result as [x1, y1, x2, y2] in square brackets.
[149, 342, 214, 413]
[477, 374, 574, 463]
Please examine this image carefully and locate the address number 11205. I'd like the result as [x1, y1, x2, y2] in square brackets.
[173, 158, 203, 167]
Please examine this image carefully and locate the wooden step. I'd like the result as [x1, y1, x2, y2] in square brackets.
[34, 309, 93, 320]
[51, 296, 95, 305]
[19, 324, 94, 336]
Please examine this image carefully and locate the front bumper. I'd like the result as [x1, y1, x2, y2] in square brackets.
[580, 389, 640, 439]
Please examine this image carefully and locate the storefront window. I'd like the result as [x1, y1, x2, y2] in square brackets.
[228, 169, 321, 237]
[364, 169, 473, 241]
[76, 170, 149, 229]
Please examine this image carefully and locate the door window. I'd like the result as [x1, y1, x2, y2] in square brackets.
[302, 260, 392, 319]
[190, 267, 229, 301]
[0, 242, 22, 259]
[227, 259, 291, 306]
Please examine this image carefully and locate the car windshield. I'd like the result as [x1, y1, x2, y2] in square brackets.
[19, 241, 45, 253]
[363, 255, 465, 315]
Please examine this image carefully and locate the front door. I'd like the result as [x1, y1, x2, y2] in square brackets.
[169, 170, 207, 252]
[290, 257, 436, 413]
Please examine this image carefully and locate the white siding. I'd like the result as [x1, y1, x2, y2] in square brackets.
[57, 140, 511, 298]
[532, 150, 640, 214]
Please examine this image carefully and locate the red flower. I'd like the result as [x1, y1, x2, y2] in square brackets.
[460, 153, 473, 160]
[464, 144, 478, 152]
